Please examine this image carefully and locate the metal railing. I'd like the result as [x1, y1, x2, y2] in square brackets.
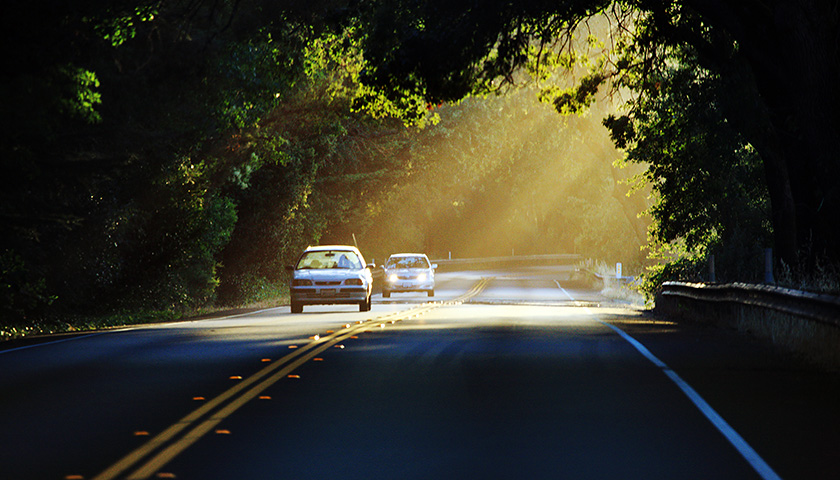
[431, 253, 581, 272]
[371, 253, 583, 292]
[659, 281, 840, 328]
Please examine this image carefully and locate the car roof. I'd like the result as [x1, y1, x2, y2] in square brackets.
[388, 253, 428, 258]
[305, 244, 360, 253]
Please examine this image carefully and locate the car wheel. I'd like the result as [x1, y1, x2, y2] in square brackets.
[360, 296, 371, 312]
[382, 289, 390, 298]
[427, 289, 434, 297]
[291, 302, 303, 314]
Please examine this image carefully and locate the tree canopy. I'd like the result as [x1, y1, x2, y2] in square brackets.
[0, 0, 639, 330]
[2, 0, 838, 334]
[353, 0, 840, 275]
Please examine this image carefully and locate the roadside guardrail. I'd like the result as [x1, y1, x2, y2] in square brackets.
[431, 253, 582, 272]
[372, 253, 584, 293]
[658, 281, 840, 327]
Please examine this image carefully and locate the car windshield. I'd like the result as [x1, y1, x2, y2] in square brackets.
[296, 250, 362, 269]
[386, 256, 430, 269]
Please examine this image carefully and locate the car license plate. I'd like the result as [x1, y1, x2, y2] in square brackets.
[320, 288, 336, 296]
[401, 283, 413, 288]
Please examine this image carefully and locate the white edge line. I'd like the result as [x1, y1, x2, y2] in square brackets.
[1, 307, 286, 355]
[597, 317, 783, 480]
[155, 306, 284, 327]
[552, 279, 575, 301]
[0, 331, 110, 354]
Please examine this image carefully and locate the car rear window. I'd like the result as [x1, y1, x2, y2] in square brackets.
[386, 256, 430, 269]
[297, 251, 362, 269]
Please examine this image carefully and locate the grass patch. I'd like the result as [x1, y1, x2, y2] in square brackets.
[585, 260, 646, 307]
[1, 290, 291, 342]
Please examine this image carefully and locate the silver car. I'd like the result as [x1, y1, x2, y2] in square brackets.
[287, 245, 374, 313]
[382, 253, 436, 298]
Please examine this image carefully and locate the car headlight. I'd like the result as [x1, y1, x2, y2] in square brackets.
[417, 273, 427, 281]
[345, 278, 363, 286]
[388, 273, 398, 283]
[292, 279, 312, 286]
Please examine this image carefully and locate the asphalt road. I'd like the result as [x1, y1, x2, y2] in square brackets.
[2, 267, 839, 479]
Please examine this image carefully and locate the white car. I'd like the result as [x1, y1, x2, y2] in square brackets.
[286, 245, 374, 313]
[382, 253, 436, 298]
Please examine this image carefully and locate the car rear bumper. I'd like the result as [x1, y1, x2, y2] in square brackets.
[291, 287, 369, 304]
[384, 281, 435, 292]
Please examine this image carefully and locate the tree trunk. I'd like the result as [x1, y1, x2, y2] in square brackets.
[780, 1, 840, 267]
[690, 0, 840, 270]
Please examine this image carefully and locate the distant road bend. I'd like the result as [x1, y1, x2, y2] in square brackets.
[1, 266, 839, 479]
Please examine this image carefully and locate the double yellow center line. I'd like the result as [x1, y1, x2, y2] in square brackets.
[93, 278, 490, 480]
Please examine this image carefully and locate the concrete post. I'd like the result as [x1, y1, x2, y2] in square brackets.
[764, 248, 775, 284]
[709, 254, 716, 283]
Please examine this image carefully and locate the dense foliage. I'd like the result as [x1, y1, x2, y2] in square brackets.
[1, 1, 324, 329]
[6, 0, 837, 334]
[1, 0, 644, 335]
[350, 0, 840, 294]
[610, 46, 772, 294]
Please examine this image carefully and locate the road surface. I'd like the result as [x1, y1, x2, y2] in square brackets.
[1, 266, 839, 479]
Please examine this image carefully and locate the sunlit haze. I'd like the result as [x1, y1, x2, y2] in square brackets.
[362, 87, 649, 269]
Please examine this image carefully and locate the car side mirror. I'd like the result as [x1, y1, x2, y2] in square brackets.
[366, 263, 376, 270]
[431, 264, 438, 269]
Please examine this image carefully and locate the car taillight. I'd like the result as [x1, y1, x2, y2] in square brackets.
[345, 278, 363, 286]
[292, 279, 312, 286]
